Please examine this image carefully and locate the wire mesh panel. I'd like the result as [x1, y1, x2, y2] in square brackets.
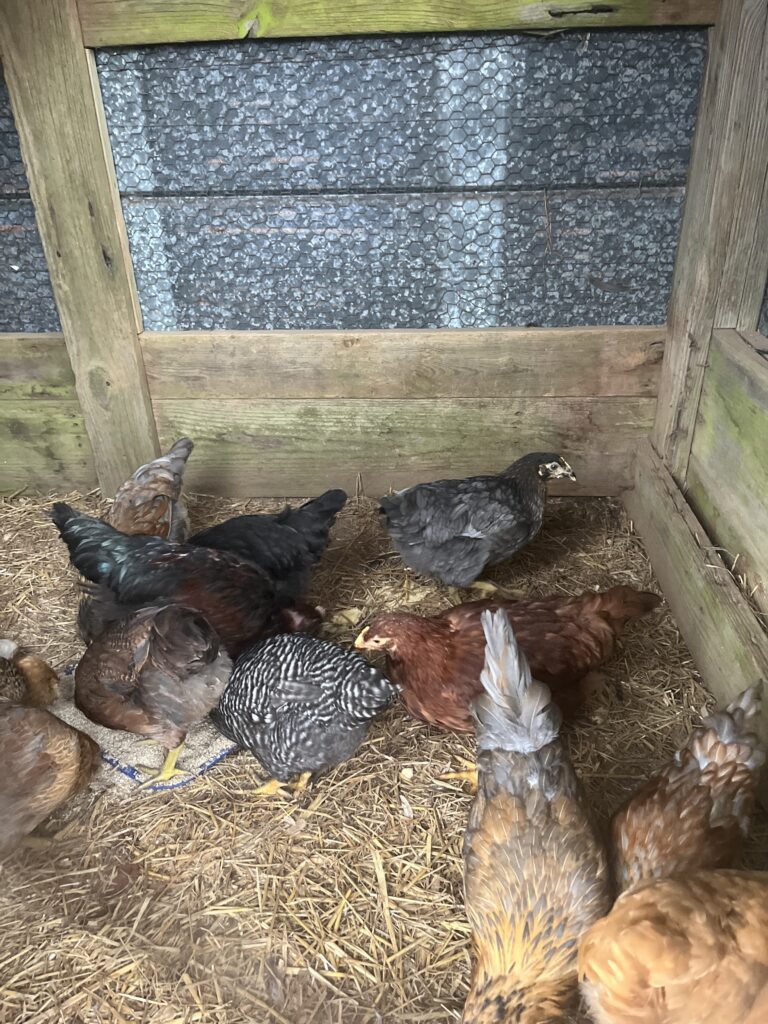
[0, 67, 60, 332]
[97, 30, 706, 331]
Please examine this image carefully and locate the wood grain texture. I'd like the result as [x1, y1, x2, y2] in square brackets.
[142, 328, 665, 401]
[77, 0, 719, 46]
[625, 441, 768, 802]
[0, 334, 75, 400]
[0, 0, 158, 495]
[686, 330, 768, 615]
[0, 402, 96, 494]
[153, 396, 655, 497]
[653, 0, 768, 480]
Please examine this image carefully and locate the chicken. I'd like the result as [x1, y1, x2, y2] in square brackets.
[378, 452, 576, 587]
[462, 610, 610, 1023]
[0, 640, 100, 855]
[74, 605, 232, 784]
[355, 586, 661, 731]
[579, 870, 768, 1024]
[108, 437, 193, 542]
[210, 632, 397, 796]
[611, 685, 764, 894]
[51, 502, 289, 657]
[190, 488, 347, 601]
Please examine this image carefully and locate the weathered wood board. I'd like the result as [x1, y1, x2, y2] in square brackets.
[653, 0, 768, 480]
[0, 334, 74, 400]
[77, 0, 719, 47]
[153, 395, 655, 496]
[142, 327, 664, 401]
[686, 330, 768, 615]
[0, 0, 158, 495]
[0, 401, 96, 494]
[625, 442, 768, 799]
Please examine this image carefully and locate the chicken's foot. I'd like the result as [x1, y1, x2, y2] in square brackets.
[467, 580, 499, 595]
[137, 742, 188, 788]
[438, 757, 478, 793]
[255, 771, 313, 798]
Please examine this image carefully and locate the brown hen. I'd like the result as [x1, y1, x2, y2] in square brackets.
[74, 605, 232, 784]
[463, 610, 610, 1023]
[611, 685, 764, 894]
[0, 640, 100, 856]
[579, 870, 768, 1024]
[108, 437, 193, 542]
[355, 585, 661, 731]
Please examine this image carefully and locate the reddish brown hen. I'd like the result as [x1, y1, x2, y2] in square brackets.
[355, 585, 661, 731]
[610, 685, 764, 894]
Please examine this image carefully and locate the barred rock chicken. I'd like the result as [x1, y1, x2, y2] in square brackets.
[355, 586, 661, 732]
[579, 870, 768, 1024]
[462, 610, 610, 1023]
[211, 633, 397, 796]
[108, 437, 194, 542]
[379, 452, 575, 587]
[74, 605, 232, 784]
[190, 489, 347, 601]
[611, 685, 764, 894]
[0, 640, 100, 855]
[51, 502, 290, 658]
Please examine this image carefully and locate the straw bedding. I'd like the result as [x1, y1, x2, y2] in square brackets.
[0, 491, 766, 1024]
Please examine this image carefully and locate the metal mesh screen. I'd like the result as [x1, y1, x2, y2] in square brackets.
[0, 67, 60, 332]
[97, 30, 706, 332]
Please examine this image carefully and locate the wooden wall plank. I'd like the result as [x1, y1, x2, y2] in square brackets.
[78, 0, 719, 47]
[153, 396, 655, 497]
[142, 327, 665, 401]
[625, 441, 768, 799]
[0, 0, 158, 495]
[0, 334, 75, 400]
[0, 401, 96, 494]
[686, 329, 768, 615]
[653, 0, 768, 480]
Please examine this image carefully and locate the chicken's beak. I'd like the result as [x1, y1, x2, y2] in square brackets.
[562, 460, 577, 482]
[354, 627, 370, 649]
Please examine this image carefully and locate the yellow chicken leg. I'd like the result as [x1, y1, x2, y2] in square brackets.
[255, 771, 313, 798]
[137, 742, 187, 788]
[468, 580, 499, 595]
[438, 756, 478, 793]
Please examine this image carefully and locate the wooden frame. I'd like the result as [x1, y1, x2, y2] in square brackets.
[0, 0, 767, 747]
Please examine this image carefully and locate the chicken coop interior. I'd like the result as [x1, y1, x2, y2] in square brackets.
[1, 0, 768, 1022]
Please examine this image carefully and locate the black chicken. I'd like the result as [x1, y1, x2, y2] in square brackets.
[51, 502, 289, 658]
[189, 489, 347, 600]
[211, 633, 397, 795]
[378, 452, 576, 587]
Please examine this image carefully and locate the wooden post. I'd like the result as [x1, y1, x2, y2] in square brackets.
[0, 0, 159, 495]
[653, 0, 768, 482]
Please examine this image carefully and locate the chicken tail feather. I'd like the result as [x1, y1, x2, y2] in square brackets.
[472, 608, 562, 753]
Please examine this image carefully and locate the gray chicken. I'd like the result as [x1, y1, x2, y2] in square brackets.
[210, 633, 397, 796]
[379, 452, 576, 587]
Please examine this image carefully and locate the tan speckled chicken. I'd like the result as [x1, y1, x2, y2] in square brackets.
[108, 437, 194, 542]
[611, 685, 764, 893]
[579, 870, 768, 1024]
[462, 610, 610, 1023]
[0, 640, 100, 856]
[74, 605, 232, 784]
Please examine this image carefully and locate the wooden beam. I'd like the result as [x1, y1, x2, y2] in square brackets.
[0, 334, 75, 401]
[142, 327, 664, 401]
[625, 441, 768, 797]
[153, 395, 655, 497]
[0, 0, 159, 496]
[77, 0, 719, 47]
[686, 329, 768, 615]
[653, 0, 768, 481]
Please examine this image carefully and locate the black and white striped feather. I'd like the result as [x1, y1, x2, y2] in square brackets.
[211, 633, 396, 781]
